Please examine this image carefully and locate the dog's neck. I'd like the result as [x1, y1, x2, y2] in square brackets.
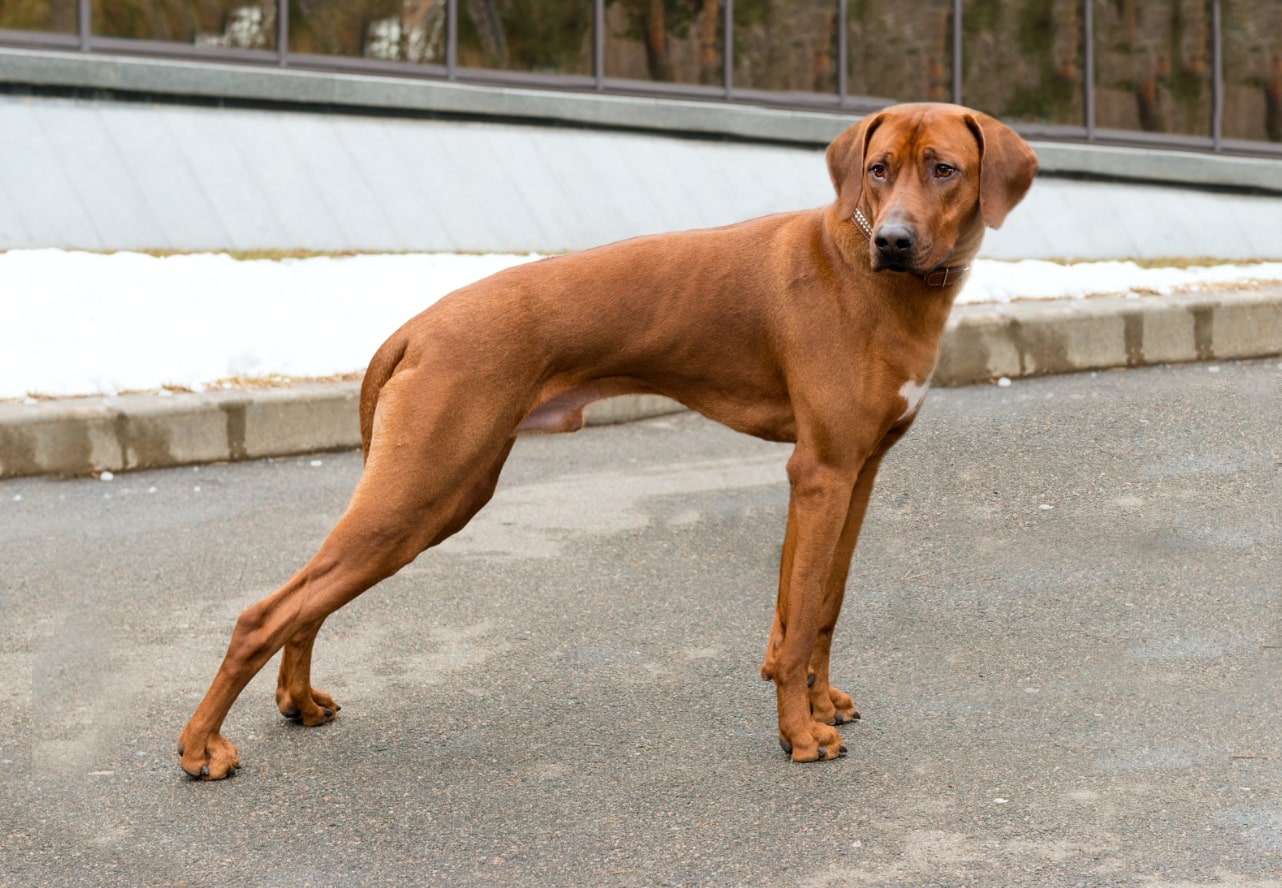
[850, 206, 972, 289]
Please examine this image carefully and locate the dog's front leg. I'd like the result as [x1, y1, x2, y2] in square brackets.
[767, 450, 863, 762]
[803, 448, 891, 728]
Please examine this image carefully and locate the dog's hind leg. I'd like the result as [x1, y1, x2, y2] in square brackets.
[178, 378, 519, 780]
[271, 437, 516, 732]
[275, 625, 338, 725]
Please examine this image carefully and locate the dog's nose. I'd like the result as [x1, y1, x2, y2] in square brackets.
[874, 223, 916, 266]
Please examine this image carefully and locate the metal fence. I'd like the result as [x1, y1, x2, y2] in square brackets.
[2, 0, 1280, 156]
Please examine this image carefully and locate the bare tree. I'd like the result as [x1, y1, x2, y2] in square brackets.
[464, 0, 509, 67]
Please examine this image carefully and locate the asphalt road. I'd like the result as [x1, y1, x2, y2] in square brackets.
[2, 361, 1280, 887]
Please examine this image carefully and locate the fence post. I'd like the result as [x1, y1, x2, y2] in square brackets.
[1084, 0, 1095, 140]
[446, 0, 458, 79]
[951, 0, 962, 105]
[723, 0, 734, 99]
[594, 0, 605, 90]
[276, 0, 288, 66]
[837, 0, 847, 106]
[77, 0, 89, 50]
[1211, 0, 1223, 151]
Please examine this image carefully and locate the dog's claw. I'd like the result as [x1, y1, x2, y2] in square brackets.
[199, 765, 209, 777]
[323, 709, 333, 718]
[807, 674, 816, 688]
[779, 737, 792, 755]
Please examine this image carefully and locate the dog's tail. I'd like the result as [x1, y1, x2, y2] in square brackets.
[358, 333, 408, 462]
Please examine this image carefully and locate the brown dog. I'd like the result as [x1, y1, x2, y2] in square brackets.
[178, 103, 1037, 779]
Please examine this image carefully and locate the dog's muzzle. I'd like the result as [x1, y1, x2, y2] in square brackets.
[872, 222, 916, 272]
[851, 207, 969, 288]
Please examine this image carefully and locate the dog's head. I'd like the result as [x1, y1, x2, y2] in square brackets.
[826, 103, 1038, 277]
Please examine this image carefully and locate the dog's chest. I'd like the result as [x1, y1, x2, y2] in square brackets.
[896, 379, 930, 423]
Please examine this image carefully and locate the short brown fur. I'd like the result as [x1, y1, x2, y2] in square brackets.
[178, 103, 1037, 778]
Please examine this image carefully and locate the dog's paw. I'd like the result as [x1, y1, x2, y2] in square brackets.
[824, 685, 861, 726]
[276, 686, 341, 726]
[779, 722, 847, 763]
[177, 731, 240, 780]
[809, 682, 861, 727]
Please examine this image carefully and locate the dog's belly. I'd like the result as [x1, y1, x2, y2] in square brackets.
[515, 379, 797, 443]
[514, 381, 642, 435]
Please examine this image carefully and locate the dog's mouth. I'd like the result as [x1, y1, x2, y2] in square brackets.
[871, 254, 927, 276]
[871, 245, 954, 278]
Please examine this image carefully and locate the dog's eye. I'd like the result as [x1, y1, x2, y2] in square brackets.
[868, 163, 888, 181]
[934, 163, 956, 179]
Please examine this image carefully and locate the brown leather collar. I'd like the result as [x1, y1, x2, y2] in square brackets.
[851, 207, 970, 289]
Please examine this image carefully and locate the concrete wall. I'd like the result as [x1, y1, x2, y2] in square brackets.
[2, 48, 1281, 260]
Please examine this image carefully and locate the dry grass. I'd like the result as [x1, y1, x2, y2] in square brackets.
[41, 248, 559, 261]
[8, 372, 365, 405]
[1029, 256, 1279, 268]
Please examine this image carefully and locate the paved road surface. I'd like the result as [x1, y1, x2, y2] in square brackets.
[2, 361, 1280, 886]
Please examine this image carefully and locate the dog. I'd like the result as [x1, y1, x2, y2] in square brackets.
[178, 102, 1037, 778]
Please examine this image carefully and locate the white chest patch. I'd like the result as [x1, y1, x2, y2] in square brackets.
[897, 379, 930, 422]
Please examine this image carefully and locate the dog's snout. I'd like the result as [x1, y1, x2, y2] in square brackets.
[874, 223, 916, 267]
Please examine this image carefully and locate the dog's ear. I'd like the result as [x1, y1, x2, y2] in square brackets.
[964, 111, 1039, 229]
[826, 112, 884, 220]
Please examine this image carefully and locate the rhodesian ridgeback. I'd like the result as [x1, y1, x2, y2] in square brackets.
[178, 102, 1037, 778]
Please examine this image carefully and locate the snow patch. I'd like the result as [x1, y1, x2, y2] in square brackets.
[2, 250, 1279, 401]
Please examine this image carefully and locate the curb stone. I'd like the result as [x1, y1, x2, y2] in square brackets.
[935, 285, 1282, 385]
[3, 287, 1280, 479]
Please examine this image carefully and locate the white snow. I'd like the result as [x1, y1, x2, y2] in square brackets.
[964, 258, 1282, 304]
[2, 249, 1280, 401]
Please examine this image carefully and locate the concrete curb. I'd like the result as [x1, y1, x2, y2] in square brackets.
[3, 287, 1280, 479]
[936, 285, 1282, 385]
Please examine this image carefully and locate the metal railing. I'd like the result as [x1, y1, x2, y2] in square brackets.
[1, 0, 1279, 157]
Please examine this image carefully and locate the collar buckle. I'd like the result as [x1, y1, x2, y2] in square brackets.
[922, 265, 969, 288]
